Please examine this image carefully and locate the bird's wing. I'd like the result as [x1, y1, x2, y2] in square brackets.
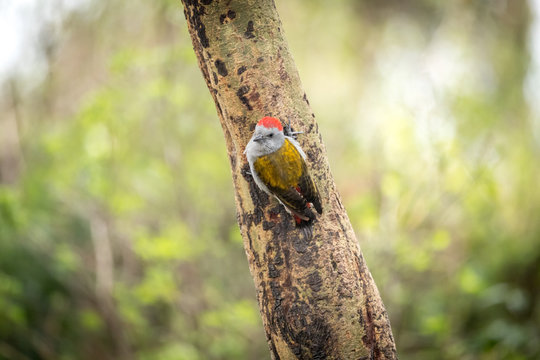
[286, 137, 323, 214]
[253, 138, 321, 218]
[298, 169, 323, 214]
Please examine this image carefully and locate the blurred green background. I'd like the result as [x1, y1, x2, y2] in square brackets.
[1, 0, 539, 359]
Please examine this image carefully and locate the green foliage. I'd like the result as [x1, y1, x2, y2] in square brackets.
[0, 0, 539, 359]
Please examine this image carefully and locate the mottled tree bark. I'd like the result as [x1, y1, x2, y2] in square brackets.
[180, 1, 397, 359]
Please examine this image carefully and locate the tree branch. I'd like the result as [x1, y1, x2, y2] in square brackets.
[180, 1, 397, 358]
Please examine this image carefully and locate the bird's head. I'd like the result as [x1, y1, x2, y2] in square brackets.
[244, 117, 286, 158]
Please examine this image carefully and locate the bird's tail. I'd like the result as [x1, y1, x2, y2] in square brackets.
[293, 213, 315, 239]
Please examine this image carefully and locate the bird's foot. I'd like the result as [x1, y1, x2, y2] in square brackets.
[284, 118, 302, 139]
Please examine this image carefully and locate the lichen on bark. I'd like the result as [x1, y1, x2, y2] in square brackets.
[180, 0, 398, 358]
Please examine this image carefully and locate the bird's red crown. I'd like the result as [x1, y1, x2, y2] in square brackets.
[257, 116, 283, 131]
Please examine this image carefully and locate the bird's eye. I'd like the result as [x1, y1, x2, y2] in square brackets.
[268, 133, 274, 137]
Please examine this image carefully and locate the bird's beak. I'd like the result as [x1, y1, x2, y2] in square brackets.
[253, 135, 264, 142]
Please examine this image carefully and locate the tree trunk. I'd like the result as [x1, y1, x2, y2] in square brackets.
[180, 1, 398, 358]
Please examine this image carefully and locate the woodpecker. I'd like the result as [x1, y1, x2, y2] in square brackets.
[244, 116, 323, 225]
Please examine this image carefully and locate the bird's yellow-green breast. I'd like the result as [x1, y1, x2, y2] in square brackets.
[253, 138, 306, 190]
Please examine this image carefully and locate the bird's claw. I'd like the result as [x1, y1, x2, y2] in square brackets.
[284, 118, 302, 139]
